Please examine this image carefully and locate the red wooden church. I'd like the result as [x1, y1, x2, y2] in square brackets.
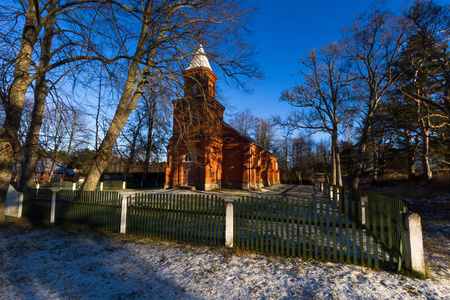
[164, 46, 280, 190]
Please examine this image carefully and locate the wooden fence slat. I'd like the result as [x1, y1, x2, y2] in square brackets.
[280, 198, 285, 256]
[237, 197, 242, 248]
[302, 198, 306, 257]
[332, 192, 337, 262]
[351, 197, 358, 265]
[358, 200, 365, 266]
[372, 199, 379, 268]
[308, 198, 312, 259]
[267, 197, 272, 254]
[201, 195, 206, 243]
[254, 196, 259, 251]
[366, 197, 372, 268]
[379, 200, 385, 264]
[146, 194, 151, 236]
[272, 198, 277, 254]
[182, 194, 187, 241]
[387, 200, 393, 266]
[313, 197, 318, 259]
[260, 198, 265, 253]
[290, 198, 295, 257]
[339, 188, 344, 262]
[326, 195, 331, 261]
[319, 196, 324, 260]
[344, 191, 351, 264]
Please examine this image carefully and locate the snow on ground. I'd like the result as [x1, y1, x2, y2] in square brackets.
[1, 185, 449, 299]
[0, 225, 448, 299]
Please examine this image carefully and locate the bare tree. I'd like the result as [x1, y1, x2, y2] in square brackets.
[344, 6, 408, 189]
[81, 0, 260, 190]
[402, 0, 450, 172]
[228, 108, 255, 137]
[278, 42, 354, 186]
[0, 0, 113, 215]
[253, 117, 276, 152]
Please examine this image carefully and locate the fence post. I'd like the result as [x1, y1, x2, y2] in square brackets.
[100, 182, 103, 191]
[36, 183, 40, 190]
[72, 182, 76, 191]
[120, 196, 128, 234]
[360, 195, 368, 227]
[320, 182, 324, 193]
[404, 212, 426, 274]
[225, 200, 234, 248]
[122, 181, 126, 190]
[50, 192, 56, 224]
[329, 186, 334, 200]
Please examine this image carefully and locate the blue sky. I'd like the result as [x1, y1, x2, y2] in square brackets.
[218, 0, 415, 122]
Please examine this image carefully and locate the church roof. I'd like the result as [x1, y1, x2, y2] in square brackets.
[186, 45, 212, 70]
[221, 121, 277, 158]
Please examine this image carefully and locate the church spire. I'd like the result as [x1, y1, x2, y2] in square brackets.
[186, 45, 212, 70]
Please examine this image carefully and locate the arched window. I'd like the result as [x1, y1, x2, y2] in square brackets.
[184, 153, 195, 162]
[223, 137, 232, 143]
[192, 83, 199, 95]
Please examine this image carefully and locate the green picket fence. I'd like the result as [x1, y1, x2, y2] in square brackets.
[22, 189, 53, 222]
[55, 190, 122, 232]
[127, 193, 225, 246]
[365, 191, 410, 270]
[233, 187, 410, 271]
[22, 185, 410, 272]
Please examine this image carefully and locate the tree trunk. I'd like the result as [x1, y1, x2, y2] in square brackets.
[407, 133, 416, 180]
[19, 2, 56, 191]
[331, 137, 336, 185]
[0, 2, 39, 214]
[332, 130, 342, 186]
[82, 80, 143, 190]
[422, 129, 432, 181]
[336, 151, 342, 186]
[18, 78, 47, 191]
[372, 142, 378, 181]
[350, 123, 370, 190]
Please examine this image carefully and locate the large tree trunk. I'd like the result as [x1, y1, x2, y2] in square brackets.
[81, 0, 155, 191]
[336, 151, 342, 186]
[332, 130, 342, 186]
[0, 3, 39, 216]
[331, 137, 336, 185]
[81, 80, 143, 190]
[18, 78, 47, 191]
[19, 2, 56, 191]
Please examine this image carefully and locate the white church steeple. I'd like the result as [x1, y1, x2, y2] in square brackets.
[186, 45, 212, 70]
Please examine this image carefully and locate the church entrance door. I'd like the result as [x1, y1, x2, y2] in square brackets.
[183, 162, 196, 186]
